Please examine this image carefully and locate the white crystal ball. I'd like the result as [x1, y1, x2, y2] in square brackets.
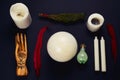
[47, 31, 78, 62]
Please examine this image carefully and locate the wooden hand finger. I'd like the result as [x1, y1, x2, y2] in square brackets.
[20, 33, 24, 51]
[24, 34, 27, 53]
[15, 34, 20, 60]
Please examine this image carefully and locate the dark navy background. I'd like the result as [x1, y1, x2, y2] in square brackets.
[0, 0, 120, 80]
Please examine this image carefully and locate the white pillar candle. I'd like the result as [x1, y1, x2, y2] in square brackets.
[94, 36, 100, 71]
[87, 13, 104, 32]
[100, 37, 106, 72]
[10, 3, 32, 29]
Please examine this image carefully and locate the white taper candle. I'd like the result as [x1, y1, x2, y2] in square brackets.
[94, 36, 100, 71]
[10, 3, 32, 29]
[100, 37, 106, 72]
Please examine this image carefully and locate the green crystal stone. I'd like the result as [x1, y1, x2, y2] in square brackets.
[77, 44, 88, 64]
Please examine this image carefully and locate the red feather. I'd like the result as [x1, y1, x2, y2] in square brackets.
[33, 26, 48, 76]
[106, 24, 117, 63]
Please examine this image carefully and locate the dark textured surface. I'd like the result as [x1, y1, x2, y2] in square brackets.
[0, 0, 120, 80]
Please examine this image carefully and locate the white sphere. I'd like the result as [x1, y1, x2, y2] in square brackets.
[47, 31, 78, 62]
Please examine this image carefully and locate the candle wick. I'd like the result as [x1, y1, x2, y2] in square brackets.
[17, 13, 24, 17]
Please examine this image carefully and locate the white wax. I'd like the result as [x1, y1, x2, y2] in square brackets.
[87, 13, 104, 32]
[10, 3, 32, 29]
[100, 37, 106, 72]
[94, 36, 100, 71]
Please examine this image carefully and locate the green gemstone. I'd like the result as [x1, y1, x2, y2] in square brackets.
[77, 44, 88, 64]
